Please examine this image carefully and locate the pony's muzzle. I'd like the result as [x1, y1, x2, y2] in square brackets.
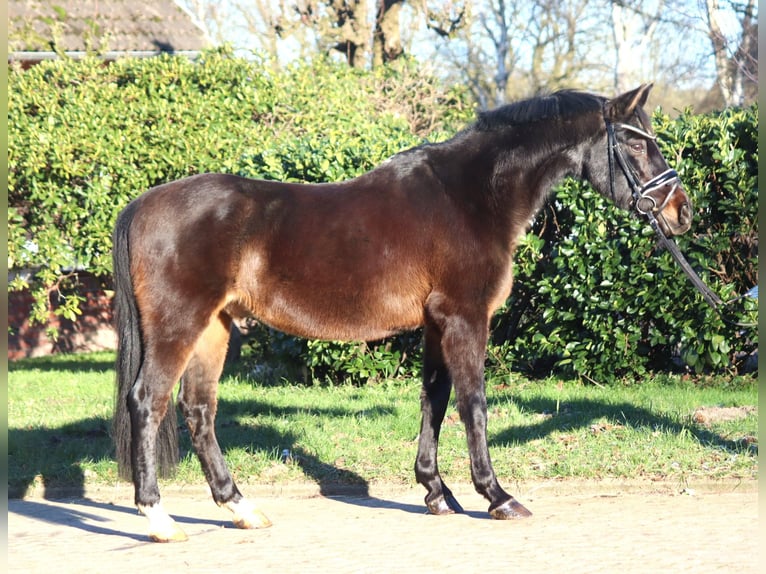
[658, 194, 692, 236]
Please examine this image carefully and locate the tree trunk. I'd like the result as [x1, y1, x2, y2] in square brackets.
[372, 0, 405, 67]
[331, 0, 372, 68]
[610, 0, 662, 93]
[705, 0, 734, 105]
[704, 0, 756, 107]
[480, 0, 511, 107]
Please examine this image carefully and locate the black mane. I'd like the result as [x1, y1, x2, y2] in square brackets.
[474, 90, 605, 131]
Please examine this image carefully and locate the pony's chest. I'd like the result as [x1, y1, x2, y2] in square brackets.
[487, 263, 515, 317]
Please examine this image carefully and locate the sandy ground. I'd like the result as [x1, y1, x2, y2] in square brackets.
[8, 480, 760, 573]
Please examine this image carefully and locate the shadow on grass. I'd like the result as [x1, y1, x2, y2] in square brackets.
[214, 397, 373, 496]
[8, 353, 115, 375]
[8, 397, 375, 499]
[7, 400, 380, 537]
[9, 396, 382, 506]
[8, 417, 111, 499]
[487, 395, 756, 455]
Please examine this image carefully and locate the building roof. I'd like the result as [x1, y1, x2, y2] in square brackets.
[9, 0, 208, 55]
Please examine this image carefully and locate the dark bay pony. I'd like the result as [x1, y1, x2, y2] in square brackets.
[113, 84, 691, 542]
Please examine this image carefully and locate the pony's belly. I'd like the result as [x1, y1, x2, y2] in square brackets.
[226, 288, 425, 343]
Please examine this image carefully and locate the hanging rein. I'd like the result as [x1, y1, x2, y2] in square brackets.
[604, 115, 755, 328]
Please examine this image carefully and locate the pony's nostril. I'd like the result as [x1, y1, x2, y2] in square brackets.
[679, 202, 692, 227]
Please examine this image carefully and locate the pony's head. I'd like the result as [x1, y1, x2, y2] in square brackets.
[594, 84, 692, 236]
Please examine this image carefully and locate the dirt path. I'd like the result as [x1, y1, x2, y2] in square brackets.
[8, 481, 759, 573]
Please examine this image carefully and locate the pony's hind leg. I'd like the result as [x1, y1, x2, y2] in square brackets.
[177, 312, 272, 530]
[129, 342, 192, 542]
[415, 325, 464, 515]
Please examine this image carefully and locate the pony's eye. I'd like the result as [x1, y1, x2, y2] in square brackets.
[629, 142, 645, 154]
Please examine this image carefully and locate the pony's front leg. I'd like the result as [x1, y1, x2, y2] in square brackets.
[427, 295, 531, 520]
[455, 378, 532, 520]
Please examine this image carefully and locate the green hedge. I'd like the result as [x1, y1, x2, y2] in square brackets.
[8, 52, 757, 381]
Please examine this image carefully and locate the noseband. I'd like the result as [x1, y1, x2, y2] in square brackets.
[605, 119, 681, 216]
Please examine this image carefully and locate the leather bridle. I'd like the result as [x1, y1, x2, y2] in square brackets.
[605, 118, 681, 218]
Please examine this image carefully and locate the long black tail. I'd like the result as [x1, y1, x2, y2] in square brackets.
[112, 199, 179, 480]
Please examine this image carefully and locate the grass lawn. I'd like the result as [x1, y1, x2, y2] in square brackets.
[7, 351, 757, 497]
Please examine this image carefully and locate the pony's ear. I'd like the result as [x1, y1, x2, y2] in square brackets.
[605, 84, 653, 121]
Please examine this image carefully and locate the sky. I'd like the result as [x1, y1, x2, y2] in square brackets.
[174, 0, 752, 93]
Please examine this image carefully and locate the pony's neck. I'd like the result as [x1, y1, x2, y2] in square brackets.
[436, 118, 597, 221]
[419, 114, 603, 255]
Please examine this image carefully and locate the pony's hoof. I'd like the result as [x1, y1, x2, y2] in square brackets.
[489, 498, 532, 520]
[148, 525, 189, 543]
[225, 499, 273, 529]
[426, 492, 464, 515]
[232, 509, 272, 530]
[139, 503, 189, 542]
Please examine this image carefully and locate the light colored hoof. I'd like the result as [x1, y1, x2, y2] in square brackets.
[138, 503, 189, 543]
[148, 525, 189, 543]
[225, 498, 273, 530]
